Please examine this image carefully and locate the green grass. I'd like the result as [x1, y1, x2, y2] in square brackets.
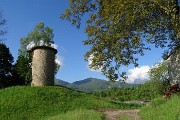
[0, 86, 141, 120]
[44, 109, 104, 120]
[140, 93, 180, 120]
[119, 115, 133, 120]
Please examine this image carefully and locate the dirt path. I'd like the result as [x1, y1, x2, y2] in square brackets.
[100, 109, 141, 120]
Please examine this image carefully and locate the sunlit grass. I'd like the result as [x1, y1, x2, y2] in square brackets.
[140, 93, 180, 120]
[0, 86, 141, 120]
[119, 115, 133, 120]
[44, 109, 104, 120]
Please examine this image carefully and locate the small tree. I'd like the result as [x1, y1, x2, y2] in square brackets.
[148, 60, 170, 94]
[0, 43, 13, 88]
[149, 61, 169, 82]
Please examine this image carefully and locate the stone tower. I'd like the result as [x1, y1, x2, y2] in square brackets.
[30, 46, 57, 86]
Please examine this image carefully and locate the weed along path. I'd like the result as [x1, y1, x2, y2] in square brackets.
[101, 109, 141, 120]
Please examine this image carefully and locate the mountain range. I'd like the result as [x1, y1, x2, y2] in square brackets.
[55, 77, 139, 93]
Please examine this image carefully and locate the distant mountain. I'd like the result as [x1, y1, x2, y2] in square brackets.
[73, 78, 97, 85]
[72, 78, 108, 92]
[54, 79, 69, 86]
[55, 77, 139, 93]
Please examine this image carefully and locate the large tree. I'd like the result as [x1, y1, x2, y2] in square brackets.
[61, 0, 180, 81]
[0, 9, 7, 41]
[19, 22, 54, 56]
[0, 43, 13, 88]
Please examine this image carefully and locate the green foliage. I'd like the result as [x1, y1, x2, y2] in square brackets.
[0, 86, 141, 120]
[119, 115, 133, 120]
[0, 43, 25, 88]
[14, 55, 32, 85]
[44, 109, 104, 120]
[140, 93, 180, 120]
[149, 60, 169, 82]
[61, 0, 180, 81]
[94, 80, 167, 101]
[0, 43, 13, 88]
[28, 22, 54, 46]
[148, 61, 170, 94]
[19, 22, 54, 56]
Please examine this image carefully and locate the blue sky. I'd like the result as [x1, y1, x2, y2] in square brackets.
[0, 0, 165, 83]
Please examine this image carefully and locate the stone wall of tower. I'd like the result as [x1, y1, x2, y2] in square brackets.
[31, 46, 57, 86]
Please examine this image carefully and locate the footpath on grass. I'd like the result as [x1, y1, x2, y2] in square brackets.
[100, 109, 141, 120]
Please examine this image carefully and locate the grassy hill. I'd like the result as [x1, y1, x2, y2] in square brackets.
[0, 86, 141, 120]
[140, 93, 180, 120]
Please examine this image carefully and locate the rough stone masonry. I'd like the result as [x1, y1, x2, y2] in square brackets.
[31, 46, 57, 86]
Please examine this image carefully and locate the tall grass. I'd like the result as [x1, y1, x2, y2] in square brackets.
[140, 93, 180, 120]
[0, 86, 141, 120]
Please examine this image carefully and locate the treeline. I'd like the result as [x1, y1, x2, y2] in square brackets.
[93, 80, 169, 101]
[0, 43, 26, 88]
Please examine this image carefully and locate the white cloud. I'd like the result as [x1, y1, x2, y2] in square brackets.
[126, 66, 150, 84]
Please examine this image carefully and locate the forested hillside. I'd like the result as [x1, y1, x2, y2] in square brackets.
[94, 80, 168, 101]
[55, 78, 139, 93]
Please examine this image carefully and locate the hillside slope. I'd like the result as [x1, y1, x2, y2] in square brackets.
[140, 93, 180, 120]
[0, 86, 140, 120]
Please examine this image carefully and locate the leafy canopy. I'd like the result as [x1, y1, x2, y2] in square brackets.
[19, 22, 54, 56]
[14, 55, 32, 85]
[61, 0, 180, 81]
[0, 43, 13, 88]
[149, 60, 169, 82]
[0, 43, 13, 76]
